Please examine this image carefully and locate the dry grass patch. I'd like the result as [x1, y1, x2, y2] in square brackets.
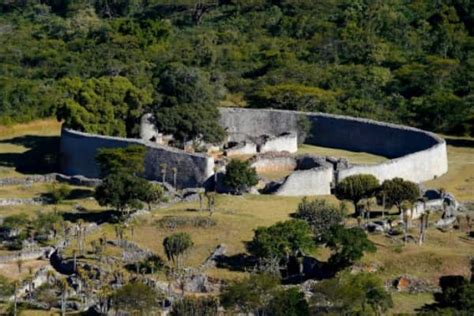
[425, 136, 474, 201]
[297, 144, 388, 165]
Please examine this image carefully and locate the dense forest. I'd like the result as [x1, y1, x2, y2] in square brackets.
[0, 0, 472, 138]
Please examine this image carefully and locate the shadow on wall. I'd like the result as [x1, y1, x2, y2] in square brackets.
[0, 135, 60, 174]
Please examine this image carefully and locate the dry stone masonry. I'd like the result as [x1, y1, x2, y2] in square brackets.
[59, 108, 448, 196]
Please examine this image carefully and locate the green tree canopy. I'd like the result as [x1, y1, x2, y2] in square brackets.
[220, 273, 279, 314]
[163, 232, 193, 269]
[380, 177, 420, 213]
[96, 145, 146, 177]
[57, 76, 152, 137]
[94, 172, 153, 219]
[313, 272, 393, 315]
[247, 220, 315, 273]
[335, 174, 380, 215]
[293, 198, 346, 238]
[223, 159, 258, 194]
[267, 287, 310, 316]
[322, 225, 376, 270]
[153, 63, 225, 144]
[111, 282, 159, 315]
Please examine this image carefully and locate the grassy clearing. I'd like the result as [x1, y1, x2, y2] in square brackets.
[390, 292, 434, 315]
[297, 144, 388, 165]
[425, 136, 474, 201]
[0, 119, 61, 178]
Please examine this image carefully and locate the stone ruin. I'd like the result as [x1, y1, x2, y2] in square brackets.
[224, 132, 298, 157]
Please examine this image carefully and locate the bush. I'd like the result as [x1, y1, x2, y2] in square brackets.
[48, 183, 71, 204]
[293, 198, 345, 237]
[155, 216, 217, 229]
[224, 159, 258, 194]
[170, 296, 219, 316]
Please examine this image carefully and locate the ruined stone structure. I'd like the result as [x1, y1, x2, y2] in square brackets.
[60, 129, 214, 188]
[219, 108, 448, 184]
[60, 107, 448, 195]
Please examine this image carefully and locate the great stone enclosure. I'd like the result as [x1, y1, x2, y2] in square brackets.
[60, 108, 448, 195]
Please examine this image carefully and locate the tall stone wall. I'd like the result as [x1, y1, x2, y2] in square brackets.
[60, 129, 214, 188]
[219, 108, 448, 184]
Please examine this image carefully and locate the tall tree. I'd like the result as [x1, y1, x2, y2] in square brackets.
[380, 178, 420, 214]
[153, 63, 225, 144]
[335, 174, 380, 216]
[163, 232, 193, 269]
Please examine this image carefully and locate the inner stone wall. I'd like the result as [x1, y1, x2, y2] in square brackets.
[60, 129, 214, 188]
[219, 108, 448, 184]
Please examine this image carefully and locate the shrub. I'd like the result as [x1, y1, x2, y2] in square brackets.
[170, 296, 219, 316]
[293, 198, 345, 237]
[224, 159, 258, 194]
[47, 183, 71, 204]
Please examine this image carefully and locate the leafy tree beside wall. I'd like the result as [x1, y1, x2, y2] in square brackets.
[57, 76, 152, 137]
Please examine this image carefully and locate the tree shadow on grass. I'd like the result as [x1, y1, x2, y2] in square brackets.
[62, 209, 118, 224]
[0, 135, 60, 174]
[67, 188, 94, 200]
[214, 253, 258, 272]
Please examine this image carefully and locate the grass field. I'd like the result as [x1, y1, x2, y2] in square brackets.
[425, 136, 474, 201]
[298, 144, 388, 165]
[0, 120, 473, 314]
[0, 119, 61, 178]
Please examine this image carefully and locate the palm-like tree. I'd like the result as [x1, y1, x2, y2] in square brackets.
[58, 278, 69, 316]
[160, 163, 167, 184]
[172, 167, 178, 189]
[401, 201, 412, 244]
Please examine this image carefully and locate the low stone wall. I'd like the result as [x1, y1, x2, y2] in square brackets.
[259, 132, 298, 154]
[0, 247, 54, 263]
[225, 141, 257, 157]
[60, 129, 214, 188]
[250, 155, 297, 174]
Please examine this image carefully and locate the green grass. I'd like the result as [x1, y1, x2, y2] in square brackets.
[425, 136, 474, 201]
[390, 292, 434, 315]
[0, 121, 473, 314]
[297, 144, 388, 165]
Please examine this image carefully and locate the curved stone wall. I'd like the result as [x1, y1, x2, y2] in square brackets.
[220, 108, 448, 184]
[60, 129, 214, 188]
[60, 107, 448, 195]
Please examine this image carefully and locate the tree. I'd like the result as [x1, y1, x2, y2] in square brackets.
[143, 184, 164, 211]
[220, 273, 279, 314]
[96, 145, 146, 177]
[335, 174, 380, 216]
[322, 225, 376, 270]
[170, 296, 219, 316]
[223, 159, 258, 194]
[247, 220, 315, 275]
[57, 76, 152, 137]
[433, 274, 474, 313]
[267, 287, 310, 316]
[111, 282, 159, 315]
[380, 178, 420, 214]
[293, 198, 346, 238]
[163, 232, 193, 269]
[313, 272, 393, 315]
[0, 275, 14, 298]
[47, 183, 71, 204]
[94, 172, 153, 219]
[154, 63, 225, 144]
